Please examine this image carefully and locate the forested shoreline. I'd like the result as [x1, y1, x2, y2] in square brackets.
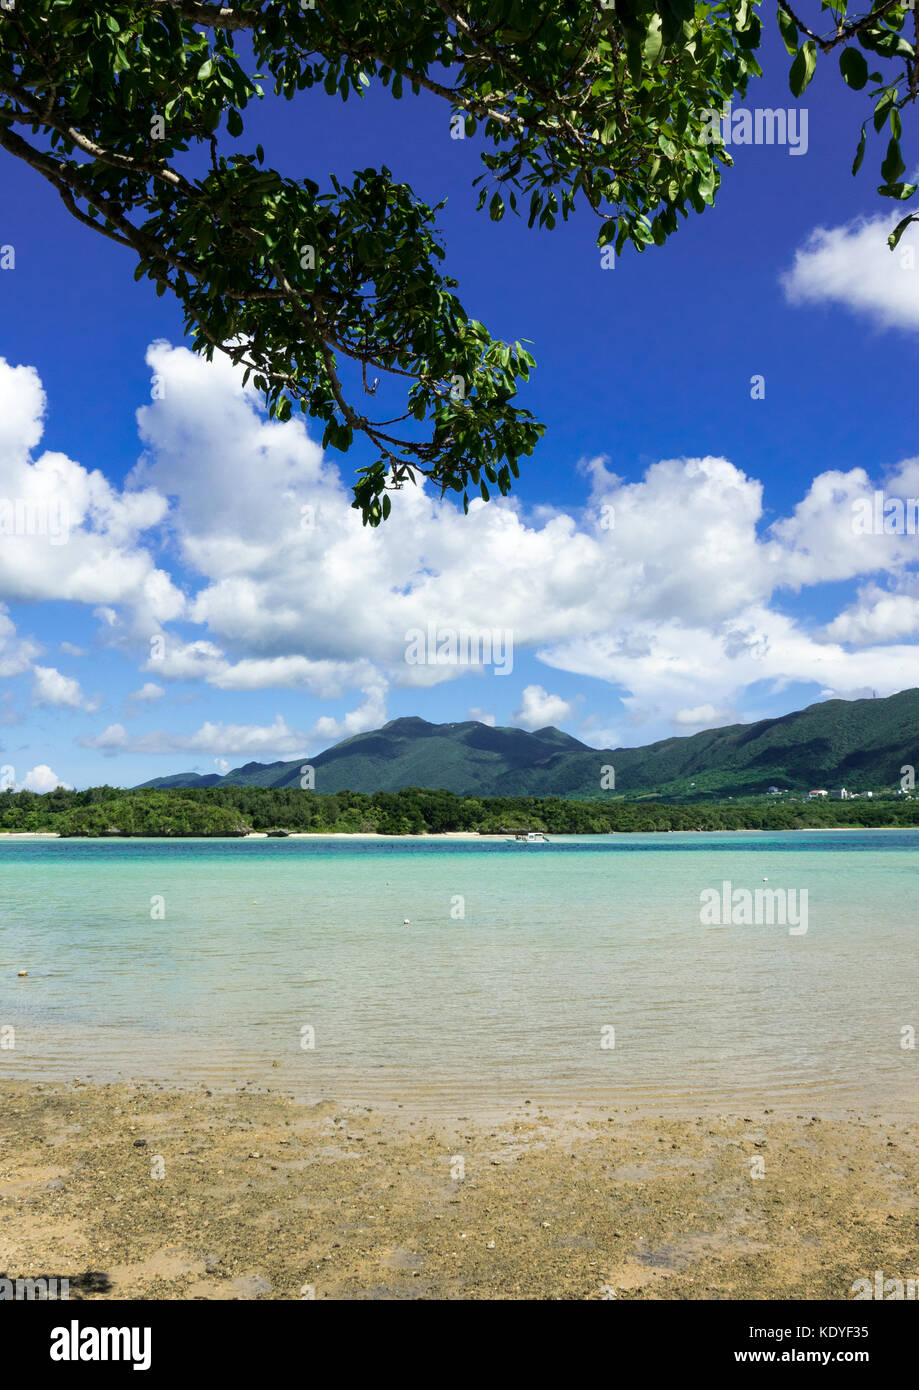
[1, 786, 918, 837]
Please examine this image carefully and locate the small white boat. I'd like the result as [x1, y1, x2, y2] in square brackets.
[506, 831, 549, 843]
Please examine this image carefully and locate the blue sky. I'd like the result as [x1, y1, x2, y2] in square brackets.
[1, 21, 918, 790]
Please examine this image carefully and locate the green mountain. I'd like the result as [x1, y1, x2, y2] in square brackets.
[133, 771, 224, 790]
[134, 690, 919, 799]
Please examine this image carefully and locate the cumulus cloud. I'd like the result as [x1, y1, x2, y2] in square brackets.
[123, 680, 166, 718]
[132, 349, 788, 685]
[782, 215, 919, 332]
[0, 607, 40, 677]
[512, 685, 574, 730]
[17, 764, 73, 792]
[579, 728, 620, 749]
[673, 703, 733, 729]
[0, 357, 183, 637]
[308, 678, 388, 744]
[32, 665, 94, 710]
[540, 605, 919, 733]
[79, 715, 309, 757]
[825, 584, 919, 646]
[135, 348, 781, 673]
[4, 341, 919, 754]
[127, 682, 166, 703]
[157, 648, 380, 698]
[112, 346, 919, 739]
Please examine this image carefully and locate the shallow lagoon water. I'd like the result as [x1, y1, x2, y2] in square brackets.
[1, 830, 917, 1113]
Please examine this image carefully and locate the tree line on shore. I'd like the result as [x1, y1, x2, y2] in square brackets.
[1, 786, 918, 836]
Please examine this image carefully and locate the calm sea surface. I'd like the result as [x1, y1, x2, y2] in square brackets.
[1, 831, 917, 1114]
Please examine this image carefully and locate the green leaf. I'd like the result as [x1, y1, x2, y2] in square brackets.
[737, 14, 761, 51]
[877, 181, 918, 200]
[888, 214, 918, 250]
[852, 121, 867, 176]
[226, 109, 243, 137]
[643, 15, 663, 65]
[881, 138, 905, 185]
[873, 89, 896, 133]
[197, 59, 214, 81]
[598, 219, 617, 248]
[839, 47, 868, 90]
[776, 7, 799, 57]
[789, 41, 817, 97]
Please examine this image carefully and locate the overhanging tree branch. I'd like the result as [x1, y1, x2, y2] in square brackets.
[0, 0, 910, 523]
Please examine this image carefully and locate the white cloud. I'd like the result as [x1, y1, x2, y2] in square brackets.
[0, 357, 183, 635]
[132, 349, 789, 684]
[825, 584, 919, 646]
[7, 341, 919, 754]
[59, 641, 87, 657]
[468, 707, 496, 726]
[0, 360, 45, 463]
[578, 728, 620, 749]
[141, 639, 377, 702]
[17, 764, 72, 793]
[577, 713, 620, 748]
[79, 715, 309, 757]
[113, 345, 919, 740]
[143, 639, 225, 682]
[512, 685, 574, 730]
[308, 678, 388, 744]
[782, 214, 919, 332]
[32, 665, 92, 710]
[673, 703, 733, 729]
[539, 605, 919, 735]
[0, 606, 40, 677]
[128, 682, 166, 702]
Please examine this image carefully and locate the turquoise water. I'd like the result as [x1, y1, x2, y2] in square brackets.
[1, 831, 917, 1113]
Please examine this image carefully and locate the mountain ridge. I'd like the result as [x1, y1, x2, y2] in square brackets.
[134, 689, 919, 800]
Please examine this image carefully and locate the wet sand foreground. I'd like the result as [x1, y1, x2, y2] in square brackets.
[1, 1081, 916, 1300]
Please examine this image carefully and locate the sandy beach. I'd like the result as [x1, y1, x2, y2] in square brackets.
[1, 1080, 916, 1300]
[0, 828, 908, 841]
[259, 831, 507, 840]
[0, 832, 61, 839]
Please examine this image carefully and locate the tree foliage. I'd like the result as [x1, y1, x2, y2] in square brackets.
[1, 783, 917, 835]
[777, 0, 919, 248]
[0, 2, 911, 521]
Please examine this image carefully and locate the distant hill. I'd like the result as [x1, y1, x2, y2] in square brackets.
[135, 771, 225, 790]
[137, 717, 610, 797]
[134, 690, 919, 799]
